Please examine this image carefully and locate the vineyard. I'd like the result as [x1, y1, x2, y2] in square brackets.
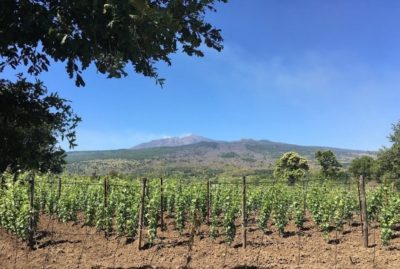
[1, 173, 400, 268]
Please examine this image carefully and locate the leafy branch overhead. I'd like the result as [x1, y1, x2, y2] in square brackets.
[0, 0, 227, 86]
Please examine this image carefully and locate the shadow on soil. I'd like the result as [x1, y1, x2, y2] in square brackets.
[388, 245, 400, 251]
[282, 231, 297, 238]
[145, 239, 190, 250]
[247, 241, 274, 248]
[350, 222, 362, 227]
[34, 230, 53, 241]
[327, 238, 340, 245]
[232, 265, 262, 269]
[94, 265, 158, 269]
[38, 239, 82, 249]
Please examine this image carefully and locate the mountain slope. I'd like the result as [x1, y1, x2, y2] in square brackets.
[132, 134, 213, 149]
[66, 138, 376, 175]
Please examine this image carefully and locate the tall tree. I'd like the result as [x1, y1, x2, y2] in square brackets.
[273, 151, 309, 185]
[315, 150, 342, 179]
[0, 76, 80, 174]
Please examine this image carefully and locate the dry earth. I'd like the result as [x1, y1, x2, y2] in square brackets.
[1, 214, 400, 269]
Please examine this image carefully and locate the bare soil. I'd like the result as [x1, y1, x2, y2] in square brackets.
[1, 214, 400, 269]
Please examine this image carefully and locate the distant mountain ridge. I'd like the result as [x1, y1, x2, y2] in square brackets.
[66, 135, 376, 175]
[132, 134, 213, 149]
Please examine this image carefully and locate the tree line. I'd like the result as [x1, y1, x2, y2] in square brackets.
[272, 121, 400, 186]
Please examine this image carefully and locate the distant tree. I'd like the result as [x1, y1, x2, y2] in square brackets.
[91, 170, 100, 181]
[273, 152, 309, 185]
[109, 170, 120, 178]
[315, 150, 342, 179]
[0, 0, 227, 86]
[0, 76, 80, 175]
[348, 156, 377, 180]
[377, 120, 400, 180]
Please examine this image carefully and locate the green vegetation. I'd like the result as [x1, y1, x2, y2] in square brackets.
[2, 173, 400, 247]
[377, 121, 400, 180]
[315, 150, 342, 179]
[273, 152, 309, 185]
[67, 147, 180, 163]
[349, 156, 378, 180]
[0, 174, 38, 239]
[0, 77, 80, 175]
[220, 152, 239, 158]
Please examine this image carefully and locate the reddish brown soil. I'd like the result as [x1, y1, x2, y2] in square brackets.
[1, 214, 400, 269]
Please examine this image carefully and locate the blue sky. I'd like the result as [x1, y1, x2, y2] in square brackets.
[5, 0, 400, 151]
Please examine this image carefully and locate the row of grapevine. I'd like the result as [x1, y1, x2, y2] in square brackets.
[0, 179, 38, 240]
[367, 184, 400, 245]
[1, 173, 399, 248]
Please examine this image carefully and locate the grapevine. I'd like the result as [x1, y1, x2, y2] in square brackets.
[1, 173, 399, 250]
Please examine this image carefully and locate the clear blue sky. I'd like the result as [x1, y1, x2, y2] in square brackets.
[5, 0, 400, 151]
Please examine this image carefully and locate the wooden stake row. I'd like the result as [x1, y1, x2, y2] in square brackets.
[24, 174, 369, 251]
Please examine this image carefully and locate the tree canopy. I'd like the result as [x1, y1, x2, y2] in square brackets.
[273, 151, 309, 185]
[0, 0, 227, 86]
[0, 75, 80, 174]
[348, 156, 377, 180]
[315, 150, 342, 179]
[377, 121, 400, 179]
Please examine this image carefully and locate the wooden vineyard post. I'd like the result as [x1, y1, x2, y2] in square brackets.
[49, 174, 53, 189]
[28, 172, 35, 250]
[103, 177, 109, 208]
[359, 175, 369, 248]
[207, 179, 211, 225]
[138, 178, 147, 250]
[160, 177, 165, 231]
[302, 179, 307, 213]
[242, 176, 247, 248]
[57, 176, 62, 199]
[357, 178, 363, 224]
[13, 171, 19, 184]
[146, 177, 150, 199]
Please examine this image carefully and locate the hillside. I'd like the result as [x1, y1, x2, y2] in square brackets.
[132, 134, 213, 149]
[66, 137, 376, 175]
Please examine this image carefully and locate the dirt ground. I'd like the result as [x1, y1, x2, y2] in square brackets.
[1, 214, 400, 269]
